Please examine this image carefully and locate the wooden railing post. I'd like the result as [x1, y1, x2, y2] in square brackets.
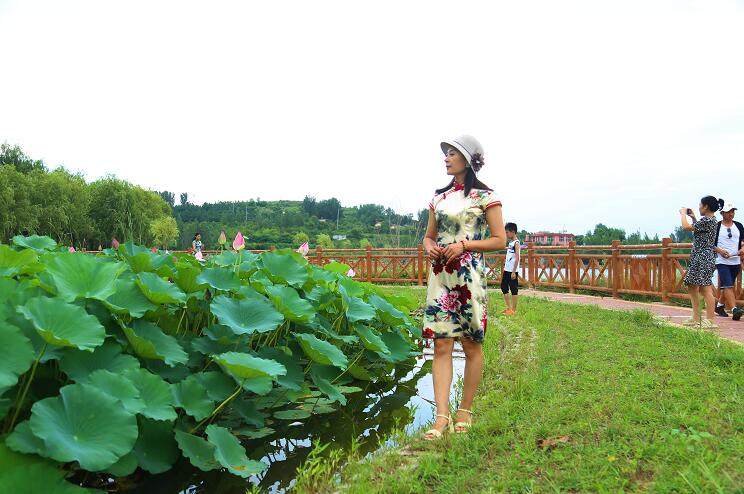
[417, 244, 424, 286]
[527, 242, 536, 288]
[568, 241, 576, 293]
[611, 240, 621, 298]
[661, 237, 671, 303]
[366, 245, 372, 283]
[316, 246, 323, 266]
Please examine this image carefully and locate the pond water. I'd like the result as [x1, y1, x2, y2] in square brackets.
[129, 345, 467, 493]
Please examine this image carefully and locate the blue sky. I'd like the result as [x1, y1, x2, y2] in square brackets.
[1, 0, 742, 237]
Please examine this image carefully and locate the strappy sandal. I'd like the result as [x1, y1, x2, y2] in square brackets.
[454, 408, 473, 433]
[423, 414, 453, 440]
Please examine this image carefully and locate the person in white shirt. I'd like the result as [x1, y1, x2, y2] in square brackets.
[501, 222, 521, 315]
[713, 202, 744, 320]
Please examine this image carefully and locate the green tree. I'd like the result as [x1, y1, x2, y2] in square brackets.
[0, 142, 46, 173]
[315, 233, 334, 249]
[292, 231, 309, 246]
[159, 191, 175, 207]
[359, 238, 372, 248]
[150, 216, 179, 249]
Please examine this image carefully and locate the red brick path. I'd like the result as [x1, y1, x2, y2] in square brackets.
[518, 289, 744, 345]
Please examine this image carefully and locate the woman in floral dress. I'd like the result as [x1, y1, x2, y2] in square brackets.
[679, 196, 725, 328]
[422, 135, 506, 439]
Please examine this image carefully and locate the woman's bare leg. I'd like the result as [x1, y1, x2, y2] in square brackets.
[430, 338, 454, 432]
[689, 285, 701, 322]
[457, 338, 484, 425]
[702, 285, 716, 322]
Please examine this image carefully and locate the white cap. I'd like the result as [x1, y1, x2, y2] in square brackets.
[721, 202, 737, 212]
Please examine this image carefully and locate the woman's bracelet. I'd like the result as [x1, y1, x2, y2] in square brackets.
[460, 240, 467, 251]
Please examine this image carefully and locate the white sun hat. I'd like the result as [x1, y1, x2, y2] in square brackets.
[721, 202, 737, 212]
[440, 135, 484, 168]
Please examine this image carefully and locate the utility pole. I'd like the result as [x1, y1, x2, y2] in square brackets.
[336, 207, 340, 231]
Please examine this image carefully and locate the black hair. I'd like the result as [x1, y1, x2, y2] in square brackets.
[435, 150, 491, 196]
[701, 196, 724, 213]
[505, 222, 518, 233]
[22, 229, 29, 237]
[193, 232, 201, 240]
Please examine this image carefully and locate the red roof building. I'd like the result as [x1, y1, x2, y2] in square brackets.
[524, 231, 575, 246]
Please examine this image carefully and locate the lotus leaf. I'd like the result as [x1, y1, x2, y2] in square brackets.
[368, 294, 408, 326]
[0, 245, 40, 277]
[309, 367, 346, 405]
[28, 383, 138, 471]
[105, 279, 158, 317]
[265, 285, 315, 323]
[59, 340, 140, 382]
[344, 296, 376, 322]
[11, 234, 57, 252]
[259, 251, 309, 287]
[123, 320, 188, 366]
[45, 253, 124, 302]
[107, 451, 138, 476]
[174, 430, 220, 472]
[257, 347, 304, 391]
[192, 371, 236, 402]
[354, 324, 390, 354]
[379, 330, 413, 362]
[0, 323, 35, 393]
[0, 442, 94, 494]
[18, 296, 105, 351]
[230, 399, 268, 428]
[6, 421, 45, 455]
[206, 424, 267, 477]
[171, 376, 214, 420]
[132, 417, 179, 474]
[210, 295, 284, 335]
[213, 352, 286, 381]
[197, 267, 240, 292]
[294, 332, 348, 369]
[273, 409, 311, 420]
[87, 369, 145, 414]
[136, 272, 187, 305]
[123, 368, 177, 421]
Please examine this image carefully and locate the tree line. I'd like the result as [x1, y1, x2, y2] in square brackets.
[1, 143, 172, 248]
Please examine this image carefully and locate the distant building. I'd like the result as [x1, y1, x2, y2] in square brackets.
[525, 231, 575, 246]
[332, 234, 347, 241]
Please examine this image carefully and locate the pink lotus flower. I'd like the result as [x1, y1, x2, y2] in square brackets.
[297, 242, 309, 256]
[218, 230, 227, 246]
[68, 246, 76, 253]
[195, 251, 204, 261]
[111, 238, 120, 249]
[151, 246, 158, 253]
[233, 232, 245, 251]
[347, 268, 356, 277]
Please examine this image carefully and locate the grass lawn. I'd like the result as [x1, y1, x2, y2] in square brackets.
[333, 288, 744, 493]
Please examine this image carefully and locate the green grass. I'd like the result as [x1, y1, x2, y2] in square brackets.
[332, 290, 744, 493]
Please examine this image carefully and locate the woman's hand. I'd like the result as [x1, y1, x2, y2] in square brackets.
[721, 250, 731, 259]
[441, 242, 465, 263]
[511, 272, 517, 280]
[426, 245, 444, 263]
[679, 207, 688, 216]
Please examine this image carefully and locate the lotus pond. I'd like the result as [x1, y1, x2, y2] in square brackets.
[0, 236, 425, 493]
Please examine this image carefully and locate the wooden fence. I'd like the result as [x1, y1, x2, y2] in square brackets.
[125, 240, 744, 305]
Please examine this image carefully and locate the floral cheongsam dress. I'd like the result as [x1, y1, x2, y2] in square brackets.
[683, 215, 717, 286]
[423, 182, 501, 343]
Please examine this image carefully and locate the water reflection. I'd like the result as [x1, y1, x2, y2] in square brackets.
[131, 343, 467, 494]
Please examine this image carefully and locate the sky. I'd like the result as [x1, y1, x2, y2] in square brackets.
[1, 0, 743, 238]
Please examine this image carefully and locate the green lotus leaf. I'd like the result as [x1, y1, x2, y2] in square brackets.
[0, 324, 35, 393]
[210, 295, 284, 335]
[11, 234, 57, 252]
[0, 442, 94, 494]
[174, 265, 206, 294]
[45, 253, 124, 302]
[294, 333, 348, 369]
[310, 266, 337, 285]
[230, 399, 268, 428]
[273, 409, 311, 420]
[304, 285, 335, 306]
[259, 251, 309, 287]
[192, 372, 236, 402]
[345, 296, 376, 322]
[28, 383, 138, 471]
[236, 427, 275, 439]
[354, 324, 390, 354]
[136, 272, 187, 305]
[257, 347, 303, 391]
[87, 369, 145, 415]
[191, 337, 229, 356]
[133, 417, 179, 474]
[105, 279, 158, 317]
[123, 368, 176, 421]
[171, 376, 214, 420]
[265, 285, 315, 323]
[339, 277, 365, 298]
[6, 421, 45, 455]
[123, 320, 188, 366]
[213, 352, 287, 382]
[309, 366, 346, 405]
[125, 252, 154, 273]
[174, 430, 220, 472]
[211, 250, 239, 266]
[323, 261, 351, 275]
[368, 295, 408, 326]
[0, 245, 40, 277]
[348, 363, 373, 381]
[240, 377, 274, 395]
[197, 267, 240, 292]
[204, 324, 237, 343]
[59, 340, 140, 382]
[107, 451, 138, 476]
[379, 331, 413, 362]
[248, 270, 273, 294]
[206, 424, 267, 478]
[18, 297, 105, 351]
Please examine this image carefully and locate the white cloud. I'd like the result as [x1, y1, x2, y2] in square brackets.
[1, 0, 742, 238]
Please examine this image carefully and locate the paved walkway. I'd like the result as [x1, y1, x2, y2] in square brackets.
[518, 289, 744, 345]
